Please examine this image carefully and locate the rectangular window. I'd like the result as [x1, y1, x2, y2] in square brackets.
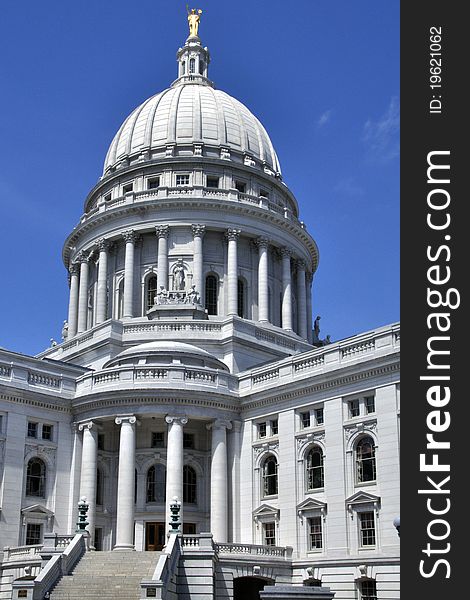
[271, 419, 278, 435]
[104, 192, 111, 202]
[259, 189, 269, 198]
[183, 433, 195, 449]
[123, 183, 134, 194]
[148, 177, 160, 189]
[42, 424, 53, 441]
[301, 412, 311, 428]
[27, 422, 38, 438]
[176, 174, 190, 186]
[359, 512, 376, 547]
[258, 422, 267, 438]
[360, 580, 378, 600]
[235, 180, 246, 193]
[314, 408, 324, 425]
[206, 176, 219, 188]
[25, 523, 42, 546]
[263, 522, 276, 546]
[151, 432, 165, 448]
[98, 434, 105, 451]
[349, 399, 360, 418]
[365, 396, 376, 414]
[0, 414, 3, 433]
[308, 517, 323, 550]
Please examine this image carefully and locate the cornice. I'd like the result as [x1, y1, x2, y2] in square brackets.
[0, 392, 71, 413]
[63, 196, 318, 272]
[240, 361, 400, 412]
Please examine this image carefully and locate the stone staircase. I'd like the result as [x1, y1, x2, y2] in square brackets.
[49, 551, 161, 600]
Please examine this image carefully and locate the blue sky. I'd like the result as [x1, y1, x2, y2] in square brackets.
[0, 0, 399, 356]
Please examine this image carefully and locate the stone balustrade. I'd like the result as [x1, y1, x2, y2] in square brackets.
[2, 545, 42, 563]
[215, 542, 293, 560]
[85, 184, 299, 226]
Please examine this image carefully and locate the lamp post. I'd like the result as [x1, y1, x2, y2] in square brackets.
[169, 497, 182, 534]
[393, 516, 400, 537]
[76, 496, 89, 533]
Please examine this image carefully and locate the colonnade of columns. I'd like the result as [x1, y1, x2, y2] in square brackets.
[67, 226, 313, 340]
[77, 416, 239, 549]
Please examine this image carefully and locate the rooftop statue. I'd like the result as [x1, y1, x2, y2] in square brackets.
[187, 6, 203, 37]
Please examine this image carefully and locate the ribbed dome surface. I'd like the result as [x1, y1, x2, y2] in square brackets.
[104, 82, 281, 175]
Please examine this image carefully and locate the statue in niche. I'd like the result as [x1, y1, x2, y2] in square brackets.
[187, 6, 203, 37]
[173, 259, 186, 291]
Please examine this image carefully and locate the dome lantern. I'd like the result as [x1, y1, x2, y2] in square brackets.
[174, 8, 211, 87]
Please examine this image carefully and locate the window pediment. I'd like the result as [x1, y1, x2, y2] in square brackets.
[253, 503, 279, 523]
[346, 491, 380, 516]
[21, 504, 54, 517]
[297, 498, 327, 522]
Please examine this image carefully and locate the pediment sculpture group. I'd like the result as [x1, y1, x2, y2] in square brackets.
[154, 259, 201, 306]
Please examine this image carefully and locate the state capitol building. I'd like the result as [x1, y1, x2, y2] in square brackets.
[0, 13, 400, 600]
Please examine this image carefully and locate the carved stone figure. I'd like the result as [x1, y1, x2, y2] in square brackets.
[61, 320, 69, 340]
[156, 286, 169, 305]
[313, 315, 321, 343]
[173, 260, 186, 291]
[186, 284, 200, 305]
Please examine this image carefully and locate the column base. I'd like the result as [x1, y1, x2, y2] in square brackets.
[113, 544, 136, 551]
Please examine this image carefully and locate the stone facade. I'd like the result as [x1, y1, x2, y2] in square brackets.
[0, 28, 399, 600]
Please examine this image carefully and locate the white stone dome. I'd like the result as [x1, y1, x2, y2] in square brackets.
[104, 340, 228, 371]
[103, 82, 282, 176]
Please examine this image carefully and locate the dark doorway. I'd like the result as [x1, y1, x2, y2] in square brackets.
[145, 522, 165, 551]
[233, 577, 273, 600]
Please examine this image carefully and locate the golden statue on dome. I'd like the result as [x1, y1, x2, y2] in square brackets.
[186, 6, 203, 37]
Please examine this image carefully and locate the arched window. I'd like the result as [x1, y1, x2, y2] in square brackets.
[182, 60, 186, 75]
[237, 278, 245, 318]
[189, 58, 195, 74]
[356, 436, 376, 483]
[199, 60, 205, 75]
[205, 275, 218, 315]
[146, 464, 166, 503]
[117, 279, 124, 319]
[306, 446, 324, 490]
[262, 455, 278, 497]
[183, 465, 197, 504]
[146, 275, 158, 310]
[96, 468, 103, 505]
[26, 458, 46, 498]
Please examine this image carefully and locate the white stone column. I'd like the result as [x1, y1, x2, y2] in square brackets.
[281, 248, 293, 331]
[79, 421, 98, 549]
[77, 253, 90, 334]
[114, 416, 137, 550]
[191, 224, 205, 304]
[296, 259, 308, 339]
[256, 237, 270, 323]
[306, 272, 313, 344]
[228, 421, 242, 542]
[156, 225, 170, 291]
[96, 238, 110, 324]
[122, 231, 137, 319]
[226, 229, 241, 317]
[67, 263, 80, 337]
[165, 415, 187, 534]
[207, 419, 232, 542]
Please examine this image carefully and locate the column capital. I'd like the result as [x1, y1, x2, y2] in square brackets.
[231, 420, 243, 432]
[115, 415, 138, 426]
[165, 415, 188, 426]
[206, 419, 233, 431]
[306, 271, 313, 285]
[225, 228, 241, 241]
[254, 236, 270, 250]
[76, 251, 92, 264]
[78, 420, 97, 432]
[122, 230, 138, 244]
[97, 238, 111, 252]
[280, 247, 293, 259]
[296, 258, 306, 270]
[156, 225, 170, 239]
[69, 262, 80, 276]
[191, 224, 206, 238]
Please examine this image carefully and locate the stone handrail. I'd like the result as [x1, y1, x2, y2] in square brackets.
[140, 534, 180, 600]
[215, 542, 293, 560]
[12, 534, 86, 600]
[2, 545, 42, 562]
